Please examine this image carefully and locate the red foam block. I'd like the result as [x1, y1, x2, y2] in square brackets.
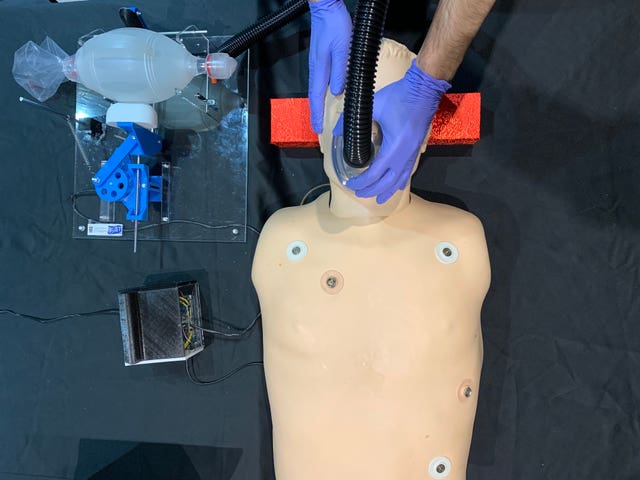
[270, 93, 481, 148]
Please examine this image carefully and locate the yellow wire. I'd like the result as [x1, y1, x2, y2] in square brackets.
[183, 328, 194, 349]
[180, 294, 193, 348]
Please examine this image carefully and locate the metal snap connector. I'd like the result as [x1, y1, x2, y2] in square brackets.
[320, 270, 344, 295]
[458, 379, 474, 401]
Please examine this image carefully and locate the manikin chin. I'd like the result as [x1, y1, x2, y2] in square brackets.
[252, 39, 491, 480]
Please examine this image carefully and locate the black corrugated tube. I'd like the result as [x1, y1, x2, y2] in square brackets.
[217, 0, 388, 169]
[343, 0, 390, 168]
[217, 0, 309, 57]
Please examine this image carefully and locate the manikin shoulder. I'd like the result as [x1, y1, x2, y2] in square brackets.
[253, 194, 491, 295]
[406, 194, 491, 296]
[404, 195, 486, 245]
[255, 194, 489, 257]
[251, 202, 316, 280]
[258, 202, 316, 241]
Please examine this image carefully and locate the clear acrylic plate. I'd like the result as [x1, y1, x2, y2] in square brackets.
[72, 33, 249, 243]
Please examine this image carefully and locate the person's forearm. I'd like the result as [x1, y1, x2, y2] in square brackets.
[417, 0, 495, 81]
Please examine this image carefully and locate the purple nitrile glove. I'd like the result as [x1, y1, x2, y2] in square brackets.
[334, 60, 451, 204]
[308, 0, 352, 133]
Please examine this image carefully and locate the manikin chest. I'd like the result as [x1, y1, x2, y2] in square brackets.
[258, 228, 475, 379]
[252, 198, 487, 480]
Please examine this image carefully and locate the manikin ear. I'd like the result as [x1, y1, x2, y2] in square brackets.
[409, 124, 433, 177]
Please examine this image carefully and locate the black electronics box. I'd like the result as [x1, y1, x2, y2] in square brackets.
[118, 281, 204, 366]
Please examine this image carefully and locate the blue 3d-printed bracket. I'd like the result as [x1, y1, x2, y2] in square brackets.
[91, 122, 163, 221]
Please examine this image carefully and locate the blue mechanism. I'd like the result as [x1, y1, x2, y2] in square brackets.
[91, 122, 163, 221]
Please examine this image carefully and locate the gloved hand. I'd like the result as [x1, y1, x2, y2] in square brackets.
[308, 0, 352, 133]
[334, 60, 451, 204]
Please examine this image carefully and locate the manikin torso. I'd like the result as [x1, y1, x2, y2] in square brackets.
[252, 39, 490, 480]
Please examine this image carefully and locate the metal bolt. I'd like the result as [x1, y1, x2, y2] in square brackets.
[443, 247, 452, 257]
[92, 177, 100, 184]
[326, 276, 337, 289]
[291, 246, 301, 255]
[161, 216, 169, 222]
[464, 386, 473, 398]
[78, 225, 86, 232]
[141, 183, 147, 188]
[436, 464, 446, 474]
[232, 228, 239, 235]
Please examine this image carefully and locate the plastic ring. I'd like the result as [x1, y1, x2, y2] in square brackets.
[428, 456, 452, 479]
[435, 242, 459, 264]
[286, 240, 308, 262]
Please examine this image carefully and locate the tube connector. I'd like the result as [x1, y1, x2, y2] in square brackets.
[332, 120, 383, 185]
[201, 53, 237, 80]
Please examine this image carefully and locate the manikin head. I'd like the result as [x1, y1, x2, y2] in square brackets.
[318, 39, 430, 220]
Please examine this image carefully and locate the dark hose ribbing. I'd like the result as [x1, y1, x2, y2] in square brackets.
[217, 0, 309, 57]
[343, 0, 390, 168]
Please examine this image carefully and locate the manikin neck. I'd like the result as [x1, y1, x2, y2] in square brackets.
[327, 180, 412, 225]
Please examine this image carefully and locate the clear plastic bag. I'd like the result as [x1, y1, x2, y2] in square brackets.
[12, 37, 69, 102]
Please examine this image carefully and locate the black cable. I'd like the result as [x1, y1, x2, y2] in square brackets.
[70, 190, 97, 223]
[198, 312, 261, 339]
[300, 183, 331, 206]
[217, 0, 309, 57]
[70, 191, 262, 236]
[186, 356, 263, 386]
[1, 305, 261, 385]
[133, 219, 262, 236]
[0, 308, 119, 325]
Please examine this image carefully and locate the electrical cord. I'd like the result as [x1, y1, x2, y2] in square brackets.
[2, 299, 259, 338]
[2, 304, 262, 386]
[179, 302, 261, 385]
[70, 191, 262, 236]
[2, 303, 260, 339]
[186, 356, 263, 386]
[3, 287, 261, 387]
[2, 303, 262, 385]
[134, 219, 262, 236]
[197, 312, 261, 339]
[73, 182, 333, 234]
[0, 308, 119, 324]
[70, 185, 267, 387]
[300, 183, 330, 206]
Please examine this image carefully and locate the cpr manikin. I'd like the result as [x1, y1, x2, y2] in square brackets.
[252, 39, 491, 480]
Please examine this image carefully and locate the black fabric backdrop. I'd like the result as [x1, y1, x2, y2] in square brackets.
[0, 0, 638, 479]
